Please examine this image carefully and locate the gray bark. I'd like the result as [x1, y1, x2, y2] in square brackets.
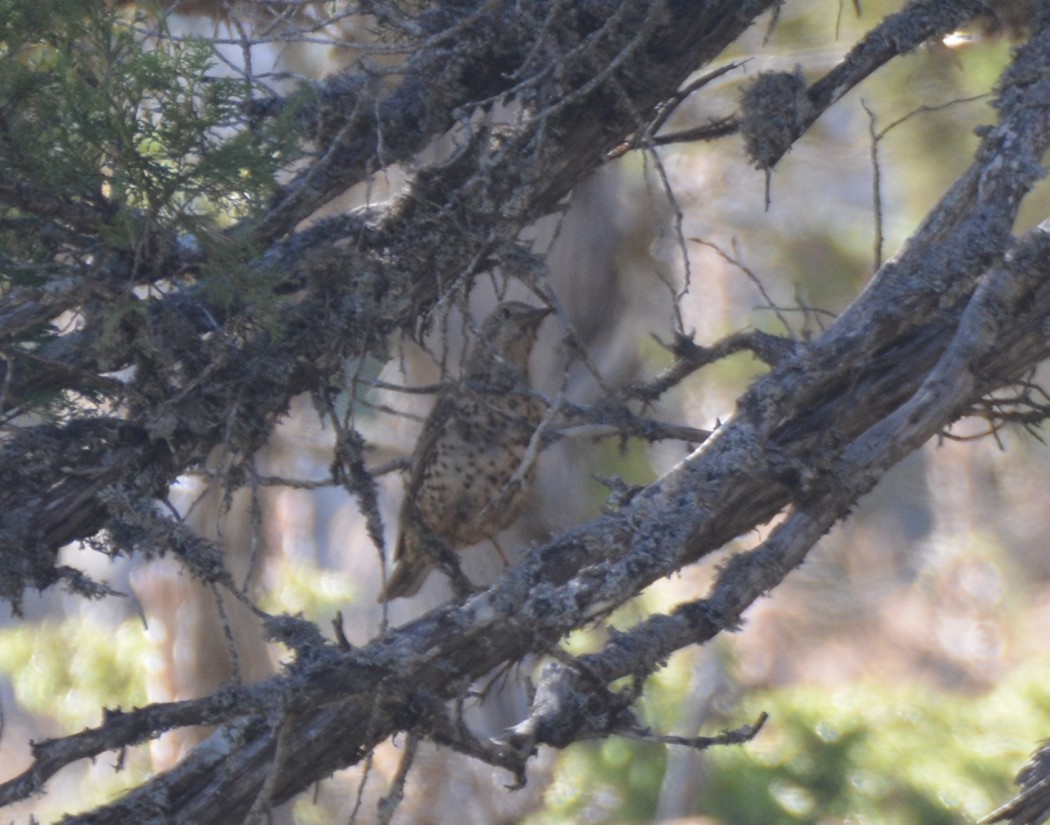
[4, 0, 1048, 822]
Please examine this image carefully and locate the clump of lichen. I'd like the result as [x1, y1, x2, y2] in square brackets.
[738, 68, 814, 171]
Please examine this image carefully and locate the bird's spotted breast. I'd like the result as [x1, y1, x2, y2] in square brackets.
[378, 301, 551, 602]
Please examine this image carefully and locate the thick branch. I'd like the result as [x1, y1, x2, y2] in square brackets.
[256, 0, 779, 241]
[19, 202, 1050, 820]
[6, 3, 1050, 821]
[0, 0, 780, 606]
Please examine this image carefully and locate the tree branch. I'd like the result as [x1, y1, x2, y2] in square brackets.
[5, 1, 1050, 821]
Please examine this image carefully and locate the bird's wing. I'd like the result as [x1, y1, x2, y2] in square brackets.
[392, 390, 461, 562]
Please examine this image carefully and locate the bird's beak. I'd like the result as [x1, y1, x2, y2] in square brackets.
[529, 306, 552, 325]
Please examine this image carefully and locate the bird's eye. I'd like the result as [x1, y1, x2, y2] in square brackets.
[498, 307, 511, 320]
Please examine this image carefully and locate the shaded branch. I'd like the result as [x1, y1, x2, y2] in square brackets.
[6, 2, 1050, 822]
[981, 741, 1050, 824]
[22, 205, 1050, 820]
[0, 0, 780, 611]
[625, 329, 798, 404]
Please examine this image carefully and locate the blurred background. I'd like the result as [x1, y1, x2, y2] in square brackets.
[3, 1, 1050, 823]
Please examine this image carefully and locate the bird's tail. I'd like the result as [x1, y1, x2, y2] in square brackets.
[377, 556, 430, 602]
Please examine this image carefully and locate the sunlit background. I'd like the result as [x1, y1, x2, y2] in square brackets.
[2, 2, 1049, 823]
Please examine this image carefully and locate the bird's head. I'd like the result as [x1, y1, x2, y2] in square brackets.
[471, 301, 551, 374]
